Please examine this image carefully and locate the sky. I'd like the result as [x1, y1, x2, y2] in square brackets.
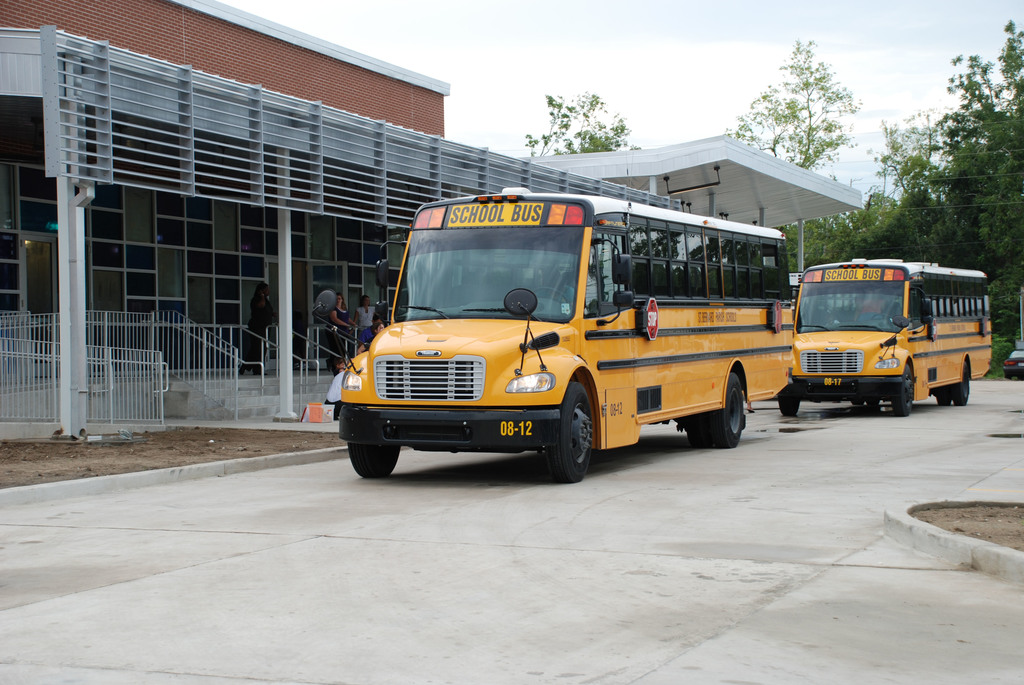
[215, 0, 1021, 199]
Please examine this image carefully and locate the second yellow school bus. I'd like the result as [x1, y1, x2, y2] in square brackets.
[337, 189, 794, 482]
[777, 260, 991, 417]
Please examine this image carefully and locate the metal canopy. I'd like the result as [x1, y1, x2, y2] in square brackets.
[532, 136, 863, 228]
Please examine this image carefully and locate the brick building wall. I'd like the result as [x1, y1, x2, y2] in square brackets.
[1, 0, 445, 136]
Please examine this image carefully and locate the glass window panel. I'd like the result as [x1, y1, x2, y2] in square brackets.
[309, 215, 334, 260]
[158, 300, 185, 314]
[127, 298, 155, 313]
[125, 244, 155, 270]
[241, 255, 264, 279]
[92, 270, 122, 310]
[185, 197, 211, 220]
[187, 276, 212, 323]
[706, 231, 721, 264]
[264, 209, 278, 229]
[721, 237, 734, 265]
[338, 217, 361, 240]
[215, 252, 239, 276]
[240, 204, 263, 227]
[632, 259, 650, 296]
[0, 164, 13, 230]
[213, 201, 237, 251]
[187, 250, 213, 274]
[0, 232, 17, 260]
[291, 234, 306, 259]
[0, 262, 17, 289]
[338, 240, 360, 263]
[736, 240, 749, 266]
[157, 217, 184, 245]
[216, 301, 240, 325]
[124, 187, 154, 242]
[155, 192, 183, 217]
[126, 271, 155, 298]
[737, 269, 749, 298]
[671, 228, 687, 260]
[90, 209, 122, 240]
[215, 278, 240, 301]
[749, 242, 761, 267]
[689, 264, 705, 298]
[266, 231, 278, 256]
[652, 261, 669, 297]
[723, 265, 735, 297]
[687, 231, 704, 261]
[708, 264, 722, 298]
[187, 221, 212, 249]
[20, 200, 58, 233]
[92, 242, 123, 268]
[364, 222, 386, 242]
[649, 221, 668, 258]
[240, 228, 264, 253]
[671, 264, 687, 297]
[157, 248, 184, 297]
[751, 270, 763, 298]
[629, 219, 649, 257]
[0, 293, 20, 310]
[18, 167, 56, 201]
[92, 184, 121, 209]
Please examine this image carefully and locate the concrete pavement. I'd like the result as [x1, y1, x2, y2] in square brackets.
[1, 381, 1023, 684]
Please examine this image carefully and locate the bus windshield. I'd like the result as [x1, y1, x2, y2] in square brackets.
[393, 226, 585, 323]
[797, 280, 905, 333]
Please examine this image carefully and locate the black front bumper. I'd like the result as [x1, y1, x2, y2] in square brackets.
[779, 375, 905, 402]
[339, 404, 561, 452]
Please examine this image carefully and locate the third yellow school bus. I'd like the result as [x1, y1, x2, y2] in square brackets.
[337, 189, 793, 482]
[777, 260, 991, 417]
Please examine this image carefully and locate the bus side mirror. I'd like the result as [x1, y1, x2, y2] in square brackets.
[613, 290, 634, 308]
[375, 259, 389, 289]
[920, 297, 933, 325]
[892, 315, 911, 330]
[612, 253, 631, 285]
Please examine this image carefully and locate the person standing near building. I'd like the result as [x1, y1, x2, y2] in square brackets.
[329, 292, 352, 357]
[241, 282, 275, 374]
[355, 294, 375, 336]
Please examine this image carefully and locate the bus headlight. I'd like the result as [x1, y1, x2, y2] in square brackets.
[506, 372, 556, 393]
[874, 358, 900, 370]
[342, 371, 362, 391]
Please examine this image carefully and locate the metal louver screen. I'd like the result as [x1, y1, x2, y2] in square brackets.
[375, 355, 485, 401]
[801, 350, 864, 374]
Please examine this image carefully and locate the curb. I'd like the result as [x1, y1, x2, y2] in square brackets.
[884, 501, 1024, 585]
[0, 446, 347, 508]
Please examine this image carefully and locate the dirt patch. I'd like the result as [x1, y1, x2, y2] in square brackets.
[1, 427, 343, 489]
[913, 504, 1024, 553]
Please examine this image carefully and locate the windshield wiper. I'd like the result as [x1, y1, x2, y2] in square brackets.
[399, 304, 449, 319]
[461, 307, 507, 313]
[799, 324, 830, 331]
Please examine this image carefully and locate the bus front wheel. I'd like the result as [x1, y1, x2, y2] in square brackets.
[892, 367, 914, 417]
[348, 443, 400, 478]
[778, 396, 800, 417]
[546, 382, 593, 483]
[710, 373, 745, 449]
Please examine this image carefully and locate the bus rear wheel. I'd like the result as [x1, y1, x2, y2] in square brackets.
[679, 413, 714, 448]
[348, 443, 400, 478]
[710, 373, 745, 449]
[546, 382, 593, 483]
[950, 363, 970, 406]
[892, 367, 914, 417]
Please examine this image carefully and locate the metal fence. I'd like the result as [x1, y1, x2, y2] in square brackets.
[0, 312, 166, 424]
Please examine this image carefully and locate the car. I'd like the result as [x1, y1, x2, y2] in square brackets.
[1004, 350, 1024, 379]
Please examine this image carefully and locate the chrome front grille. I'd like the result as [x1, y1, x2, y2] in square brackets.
[374, 355, 485, 401]
[801, 350, 864, 374]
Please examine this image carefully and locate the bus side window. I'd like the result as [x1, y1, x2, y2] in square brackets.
[909, 287, 924, 328]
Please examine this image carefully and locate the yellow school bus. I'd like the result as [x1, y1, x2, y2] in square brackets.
[778, 260, 991, 417]
[336, 189, 793, 482]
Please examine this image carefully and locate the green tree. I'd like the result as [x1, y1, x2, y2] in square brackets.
[525, 93, 634, 156]
[729, 40, 860, 170]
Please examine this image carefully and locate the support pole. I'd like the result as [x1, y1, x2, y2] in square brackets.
[57, 178, 93, 437]
[276, 208, 297, 421]
[797, 219, 805, 273]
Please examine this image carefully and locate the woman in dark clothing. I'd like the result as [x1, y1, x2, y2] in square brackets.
[241, 282, 275, 374]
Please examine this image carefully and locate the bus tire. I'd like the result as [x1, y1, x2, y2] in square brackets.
[348, 443, 400, 478]
[934, 387, 952, 406]
[546, 382, 593, 483]
[681, 414, 714, 448]
[778, 396, 800, 417]
[710, 373, 745, 449]
[950, 363, 970, 406]
[892, 367, 914, 417]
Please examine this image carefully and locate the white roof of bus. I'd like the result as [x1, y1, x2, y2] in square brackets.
[488, 189, 786, 240]
[807, 259, 987, 280]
